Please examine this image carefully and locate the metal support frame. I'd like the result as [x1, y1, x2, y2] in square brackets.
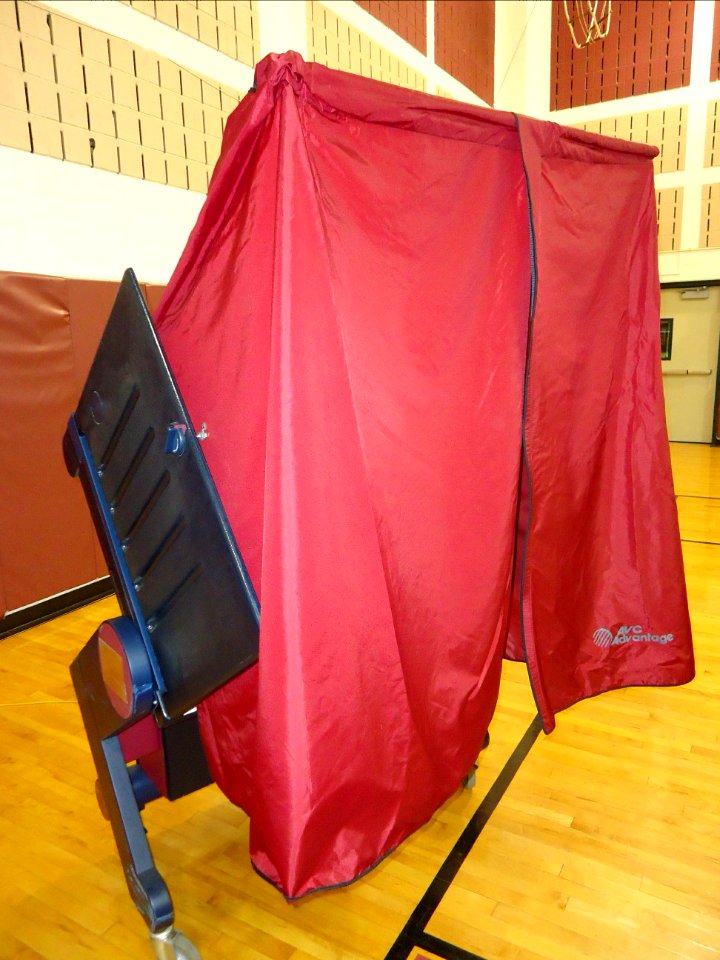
[70, 631, 174, 933]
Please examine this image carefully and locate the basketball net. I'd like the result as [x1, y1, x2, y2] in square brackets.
[563, 0, 612, 48]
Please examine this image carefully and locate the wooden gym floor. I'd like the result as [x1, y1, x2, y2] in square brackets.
[0, 441, 718, 960]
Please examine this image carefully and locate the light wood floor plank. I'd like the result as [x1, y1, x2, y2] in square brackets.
[0, 442, 718, 959]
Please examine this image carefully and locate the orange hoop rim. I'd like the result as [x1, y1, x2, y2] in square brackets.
[563, 0, 613, 49]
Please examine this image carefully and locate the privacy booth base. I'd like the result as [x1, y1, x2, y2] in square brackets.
[68, 51, 694, 949]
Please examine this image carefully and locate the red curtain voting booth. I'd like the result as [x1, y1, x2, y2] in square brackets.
[153, 53, 694, 900]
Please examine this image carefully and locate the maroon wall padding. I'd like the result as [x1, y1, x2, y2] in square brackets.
[66, 279, 126, 580]
[354, 0, 427, 54]
[0, 273, 96, 614]
[551, 0, 694, 110]
[143, 284, 167, 317]
[0, 272, 165, 620]
[435, 0, 494, 104]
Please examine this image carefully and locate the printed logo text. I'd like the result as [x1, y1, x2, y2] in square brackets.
[592, 624, 674, 647]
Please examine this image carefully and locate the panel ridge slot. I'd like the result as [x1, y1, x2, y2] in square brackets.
[100, 384, 140, 471]
[121, 470, 171, 544]
[111, 427, 156, 510]
[137, 516, 187, 583]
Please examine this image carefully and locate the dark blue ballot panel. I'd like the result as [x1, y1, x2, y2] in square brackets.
[65, 268, 259, 720]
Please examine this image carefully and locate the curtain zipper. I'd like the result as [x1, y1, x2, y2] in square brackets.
[514, 115, 549, 729]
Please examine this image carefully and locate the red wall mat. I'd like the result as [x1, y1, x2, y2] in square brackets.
[0, 273, 97, 611]
[143, 284, 167, 317]
[66, 278, 124, 581]
[0, 272, 166, 617]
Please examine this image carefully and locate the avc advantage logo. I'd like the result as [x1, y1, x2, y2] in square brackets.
[592, 624, 674, 647]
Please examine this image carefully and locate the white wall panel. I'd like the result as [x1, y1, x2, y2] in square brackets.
[0, 145, 203, 282]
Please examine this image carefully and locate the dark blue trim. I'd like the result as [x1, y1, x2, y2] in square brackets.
[66, 415, 168, 709]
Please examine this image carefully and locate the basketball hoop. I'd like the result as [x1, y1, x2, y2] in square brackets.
[563, 0, 612, 48]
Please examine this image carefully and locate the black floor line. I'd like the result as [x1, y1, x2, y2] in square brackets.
[681, 537, 720, 546]
[676, 493, 720, 501]
[414, 931, 491, 960]
[383, 714, 544, 960]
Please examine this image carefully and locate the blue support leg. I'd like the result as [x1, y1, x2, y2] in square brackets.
[71, 633, 174, 934]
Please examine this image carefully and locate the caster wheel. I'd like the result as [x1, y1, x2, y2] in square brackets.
[150, 926, 202, 960]
[462, 731, 490, 789]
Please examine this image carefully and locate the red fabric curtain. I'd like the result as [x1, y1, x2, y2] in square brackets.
[155, 54, 693, 899]
[509, 117, 694, 723]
